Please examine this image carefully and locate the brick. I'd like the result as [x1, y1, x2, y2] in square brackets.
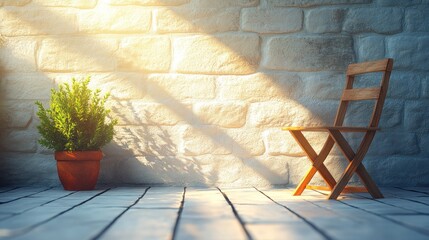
[117, 37, 170, 72]
[0, 130, 37, 152]
[306, 8, 346, 33]
[263, 35, 354, 71]
[218, 72, 302, 102]
[263, 129, 326, 156]
[109, 0, 189, 6]
[248, 100, 333, 127]
[193, 102, 247, 128]
[241, 8, 302, 33]
[405, 101, 429, 132]
[192, 0, 258, 8]
[227, 129, 265, 157]
[296, 99, 338, 125]
[301, 72, 344, 100]
[147, 74, 216, 101]
[0, 101, 33, 128]
[405, 9, 429, 32]
[105, 101, 141, 126]
[387, 72, 421, 99]
[180, 126, 232, 156]
[387, 36, 429, 71]
[0, 74, 54, 100]
[37, 37, 117, 72]
[355, 35, 385, 62]
[157, 7, 239, 33]
[79, 7, 151, 33]
[173, 33, 260, 74]
[32, 0, 97, 8]
[0, 8, 77, 36]
[0, 38, 36, 72]
[343, 8, 403, 34]
[268, 0, 370, 7]
[0, 0, 30, 6]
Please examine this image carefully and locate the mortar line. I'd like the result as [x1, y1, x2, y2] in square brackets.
[92, 187, 151, 240]
[0, 187, 53, 204]
[171, 187, 186, 240]
[255, 187, 332, 240]
[217, 187, 253, 240]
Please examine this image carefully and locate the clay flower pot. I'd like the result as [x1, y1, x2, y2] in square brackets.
[55, 151, 102, 191]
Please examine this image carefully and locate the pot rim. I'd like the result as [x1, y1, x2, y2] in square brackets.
[55, 150, 103, 161]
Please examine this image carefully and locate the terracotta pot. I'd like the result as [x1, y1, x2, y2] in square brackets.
[55, 151, 102, 191]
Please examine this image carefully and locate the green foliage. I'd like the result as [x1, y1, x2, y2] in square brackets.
[36, 77, 118, 151]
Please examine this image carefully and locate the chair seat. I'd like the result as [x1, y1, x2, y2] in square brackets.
[282, 126, 379, 132]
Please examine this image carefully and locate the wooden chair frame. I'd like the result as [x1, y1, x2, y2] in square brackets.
[283, 58, 394, 200]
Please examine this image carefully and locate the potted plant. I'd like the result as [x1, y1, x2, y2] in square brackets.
[36, 77, 117, 190]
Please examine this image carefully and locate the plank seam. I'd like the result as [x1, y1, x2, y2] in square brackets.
[172, 187, 186, 240]
[0, 187, 53, 204]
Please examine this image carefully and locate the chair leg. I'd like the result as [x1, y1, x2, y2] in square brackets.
[328, 130, 383, 200]
[290, 131, 336, 195]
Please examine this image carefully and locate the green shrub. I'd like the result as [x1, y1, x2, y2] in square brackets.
[36, 77, 118, 151]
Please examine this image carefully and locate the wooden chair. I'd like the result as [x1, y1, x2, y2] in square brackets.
[283, 58, 394, 200]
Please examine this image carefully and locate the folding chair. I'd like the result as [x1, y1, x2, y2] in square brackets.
[283, 58, 394, 200]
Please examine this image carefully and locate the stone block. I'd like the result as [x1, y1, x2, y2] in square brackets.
[387, 36, 429, 71]
[193, 102, 247, 128]
[300, 72, 344, 100]
[241, 8, 302, 33]
[0, 74, 54, 100]
[0, 101, 33, 128]
[227, 129, 265, 157]
[105, 101, 141, 126]
[157, 7, 239, 33]
[420, 134, 429, 155]
[172, 33, 260, 74]
[366, 132, 419, 156]
[295, 99, 339, 125]
[0, 38, 36, 72]
[109, 0, 189, 6]
[79, 7, 151, 33]
[218, 72, 302, 102]
[248, 100, 329, 127]
[0, 0, 30, 6]
[377, 0, 421, 6]
[306, 8, 346, 33]
[355, 35, 385, 62]
[117, 37, 170, 72]
[32, 0, 97, 8]
[192, 0, 258, 8]
[343, 8, 403, 34]
[263, 129, 326, 156]
[422, 76, 429, 98]
[268, 0, 370, 7]
[0, 8, 77, 36]
[37, 37, 117, 72]
[263, 35, 354, 71]
[365, 157, 429, 186]
[405, 9, 429, 32]
[180, 126, 232, 156]
[132, 101, 184, 125]
[379, 100, 403, 129]
[405, 101, 429, 132]
[0, 130, 37, 152]
[146, 74, 216, 101]
[52, 73, 147, 100]
[387, 72, 421, 99]
[239, 156, 289, 185]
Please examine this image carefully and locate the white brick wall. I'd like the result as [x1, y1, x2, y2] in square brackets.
[1, 0, 428, 187]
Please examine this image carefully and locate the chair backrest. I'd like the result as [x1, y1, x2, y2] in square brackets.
[334, 58, 394, 128]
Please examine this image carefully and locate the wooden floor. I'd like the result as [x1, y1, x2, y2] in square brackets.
[0, 186, 429, 240]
